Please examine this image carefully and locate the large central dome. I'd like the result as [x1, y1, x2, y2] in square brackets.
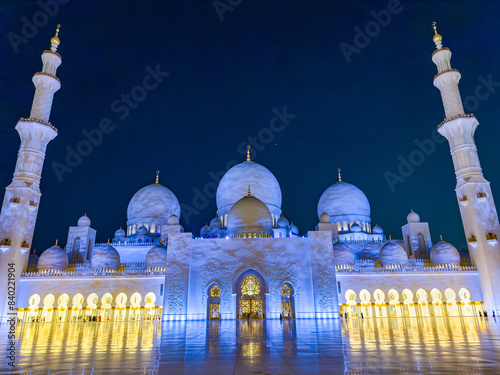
[127, 183, 181, 223]
[317, 181, 371, 224]
[216, 160, 282, 221]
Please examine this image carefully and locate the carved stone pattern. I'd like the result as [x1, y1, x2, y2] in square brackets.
[167, 263, 184, 314]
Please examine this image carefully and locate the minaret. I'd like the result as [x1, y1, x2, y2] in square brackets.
[0, 26, 62, 322]
[431, 23, 500, 314]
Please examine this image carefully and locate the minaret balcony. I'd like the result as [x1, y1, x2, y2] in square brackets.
[467, 235, 477, 248]
[486, 232, 498, 246]
[476, 192, 487, 202]
[9, 197, 20, 207]
[0, 238, 11, 252]
[20, 241, 30, 254]
[459, 195, 468, 206]
[29, 200, 38, 211]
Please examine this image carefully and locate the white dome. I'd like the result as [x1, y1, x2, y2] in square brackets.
[127, 183, 180, 223]
[317, 181, 371, 223]
[200, 224, 210, 233]
[407, 210, 420, 223]
[379, 241, 408, 266]
[210, 216, 223, 229]
[373, 225, 383, 234]
[114, 228, 125, 238]
[320, 212, 331, 223]
[145, 244, 167, 269]
[333, 242, 355, 266]
[430, 240, 460, 265]
[91, 245, 120, 270]
[277, 214, 289, 228]
[167, 214, 179, 225]
[216, 161, 282, 219]
[227, 194, 273, 235]
[38, 244, 68, 270]
[351, 224, 362, 232]
[78, 214, 91, 227]
[290, 223, 299, 235]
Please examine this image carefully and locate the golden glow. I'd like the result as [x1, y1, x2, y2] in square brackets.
[209, 285, 221, 320]
[281, 284, 293, 318]
[51, 24, 61, 45]
[432, 22, 442, 43]
[240, 275, 263, 319]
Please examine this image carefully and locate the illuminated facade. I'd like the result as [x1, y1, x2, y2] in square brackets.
[0, 26, 498, 324]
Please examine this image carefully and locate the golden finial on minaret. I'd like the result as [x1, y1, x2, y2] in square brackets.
[246, 145, 251, 162]
[432, 22, 442, 43]
[338, 168, 342, 182]
[51, 24, 61, 46]
[155, 170, 160, 184]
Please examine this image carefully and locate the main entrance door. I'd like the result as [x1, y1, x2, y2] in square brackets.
[239, 275, 263, 319]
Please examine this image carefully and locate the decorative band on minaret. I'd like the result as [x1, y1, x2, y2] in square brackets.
[431, 23, 500, 315]
[0, 25, 62, 322]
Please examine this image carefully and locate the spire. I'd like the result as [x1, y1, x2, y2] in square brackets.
[432, 22, 443, 49]
[155, 170, 159, 184]
[440, 235, 444, 242]
[246, 145, 251, 162]
[107, 238, 110, 245]
[247, 185, 253, 197]
[388, 235, 392, 241]
[55, 239, 58, 246]
[338, 168, 342, 182]
[50, 24, 61, 52]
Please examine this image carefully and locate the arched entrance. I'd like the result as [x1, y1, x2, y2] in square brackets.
[281, 284, 294, 318]
[239, 275, 263, 319]
[208, 284, 221, 320]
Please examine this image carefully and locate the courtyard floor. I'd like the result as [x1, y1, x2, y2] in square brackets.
[1, 317, 500, 374]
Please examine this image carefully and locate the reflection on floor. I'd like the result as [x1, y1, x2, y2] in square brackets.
[1, 317, 500, 374]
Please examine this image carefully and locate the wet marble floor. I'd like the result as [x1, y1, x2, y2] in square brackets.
[1, 317, 500, 374]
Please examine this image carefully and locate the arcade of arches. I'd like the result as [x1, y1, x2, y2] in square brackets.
[18, 292, 161, 322]
[341, 287, 484, 318]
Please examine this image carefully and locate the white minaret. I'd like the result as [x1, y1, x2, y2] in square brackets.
[431, 23, 500, 315]
[0, 25, 62, 322]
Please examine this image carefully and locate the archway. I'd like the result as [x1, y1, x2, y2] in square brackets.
[239, 275, 263, 319]
[27, 294, 41, 322]
[144, 292, 158, 320]
[402, 289, 416, 317]
[430, 288, 443, 316]
[345, 289, 357, 317]
[445, 288, 459, 316]
[281, 284, 294, 318]
[115, 293, 127, 321]
[57, 294, 69, 321]
[42, 294, 55, 322]
[101, 293, 113, 321]
[374, 289, 386, 317]
[416, 289, 429, 317]
[71, 294, 84, 321]
[208, 284, 221, 320]
[130, 292, 142, 320]
[459, 288, 473, 316]
[86, 293, 99, 321]
[359, 289, 372, 318]
[388, 289, 401, 317]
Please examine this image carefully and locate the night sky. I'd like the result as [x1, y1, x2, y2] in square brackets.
[1, 0, 500, 254]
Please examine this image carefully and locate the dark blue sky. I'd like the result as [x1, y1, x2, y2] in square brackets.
[1, 0, 500, 253]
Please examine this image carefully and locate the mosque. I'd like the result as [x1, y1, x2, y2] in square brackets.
[1, 24, 499, 323]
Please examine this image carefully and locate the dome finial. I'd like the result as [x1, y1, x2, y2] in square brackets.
[338, 168, 342, 182]
[50, 24, 61, 51]
[440, 234, 444, 242]
[107, 238, 110, 245]
[247, 185, 252, 196]
[246, 145, 251, 162]
[432, 22, 443, 47]
[55, 238, 58, 246]
[389, 235, 392, 241]
[155, 170, 159, 184]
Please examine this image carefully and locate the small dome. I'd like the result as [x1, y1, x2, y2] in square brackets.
[137, 226, 148, 235]
[317, 181, 371, 223]
[200, 224, 210, 233]
[114, 228, 125, 238]
[210, 216, 223, 229]
[407, 210, 420, 223]
[277, 214, 289, 228]
[145, 244, 167, 269]
[333, 242, 355, 266]
[167, 214, 179, 225]
[227, 193, 273, 234]
[430, 239, 460, 265]
[38, 244, 68, 271]
[379, 241, 408, 266]
[351, 224, 361, 232]
[373, 225, 383, 234]
[290, 223, 299, 235]
[320, 212, 331, 223]
[78, 214, 91, 227]
[91, 245, 120, 269]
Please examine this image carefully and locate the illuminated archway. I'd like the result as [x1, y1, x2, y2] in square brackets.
[130, 292, 142, 320]
[144, 292, 158, 320]
[208, 284, 221, 320]
[115, 293, 127, 321]
[71, 293, 84, 321]
[416, 289, 429, 317]
[239, 275, 263, 319]
[42, 294, 55, 322]
[459, 288, 473, 316]
[281, 284, 294, 318]
[345, 289, 357, 317]
[373, 289, 386, 317]
[57, 294, 69, 321]
[359, 289, 372, 318]
[86, 293, 99, 321]
[444, 288, 459, 316]
[26, 294, 41, 322]
[101, 293, 113, 321]
[430, 288, 443, 316]
[402, 289, 416, 317]
[388, 289, 401, 317]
